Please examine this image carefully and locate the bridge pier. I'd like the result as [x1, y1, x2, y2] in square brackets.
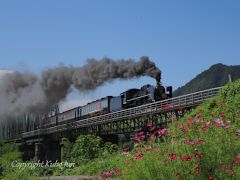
[117, 133, 130, 147]
[19, 143, 35, 161]
[34, 142, 44, 162]
[32, 140, 61, 162]
[44, 140, 61, 162]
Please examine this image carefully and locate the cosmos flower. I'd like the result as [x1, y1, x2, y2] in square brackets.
[150, 127, 156, 131]
[184, 141, 196, 145]
[132, 137, 140, 141]
[229, 171, 236, 175]
[219, 111, 225, 116]
[114, 168, 120, 174]
[233, 156, 240, 164]
[188, 117, 193, 121]
[203, 121, 211, 127]
[157, 128, 168, 135]
[169, 153, 177, 159]
[180, 155, 191, 161]
[195, 166, 202, 173]
[135, 153, 144, 160]
[101, 171, 113, 178]
[194, 153, 203, 159]
[195, 118, 203, 123]
[208, 175, 213, 180]
[178, 125, 185, 129]
[146, 122, 152, 127]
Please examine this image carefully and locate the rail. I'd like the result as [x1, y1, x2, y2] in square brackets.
[20, 86, 221, 139]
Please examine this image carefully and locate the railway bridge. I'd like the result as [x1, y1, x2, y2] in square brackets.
[3, 87, 221, 162]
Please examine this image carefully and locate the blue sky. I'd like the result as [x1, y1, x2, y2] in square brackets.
[0, 0, 240, 109]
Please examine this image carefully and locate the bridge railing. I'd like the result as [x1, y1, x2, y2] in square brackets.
[20, 87, 221, 139]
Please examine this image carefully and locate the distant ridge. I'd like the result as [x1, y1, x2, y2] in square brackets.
[174, 63, 240, 96]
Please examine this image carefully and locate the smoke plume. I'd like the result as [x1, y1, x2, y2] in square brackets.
[0, 56, 161, 122]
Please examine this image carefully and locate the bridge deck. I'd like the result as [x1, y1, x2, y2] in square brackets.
[17, 87, 221, 140]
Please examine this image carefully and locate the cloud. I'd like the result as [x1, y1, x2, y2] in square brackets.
[0, 69, 12, 79]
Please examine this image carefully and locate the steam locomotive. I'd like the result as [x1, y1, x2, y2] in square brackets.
[41, 82, 172, 128]
[0, 82, 173, 139]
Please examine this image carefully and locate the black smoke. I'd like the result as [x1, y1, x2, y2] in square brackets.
[0, 56, 161, 122]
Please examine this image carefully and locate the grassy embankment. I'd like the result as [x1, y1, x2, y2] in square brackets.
[1, 79, 240, 179]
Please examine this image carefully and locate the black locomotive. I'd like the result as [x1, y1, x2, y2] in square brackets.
[121, 82, 172, 108]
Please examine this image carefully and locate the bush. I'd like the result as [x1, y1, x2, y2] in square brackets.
[70, 135, 119, 165]
[71, 135, 103, 164]
[103, 142, 119, 155]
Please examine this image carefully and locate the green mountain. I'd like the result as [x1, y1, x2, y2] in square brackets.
[174, 63, 240, 96]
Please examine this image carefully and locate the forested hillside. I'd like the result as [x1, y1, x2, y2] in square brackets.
[174, 63, 240, 96]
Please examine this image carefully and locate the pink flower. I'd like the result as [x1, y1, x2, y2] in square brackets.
[150, 126, 156, 131]
[146, 122, 152, 127]
[213, 118, 229, 127]
[180, 155, 191, 161]
[186, 121, 191, 126]
[223, 120, 230, 125]
[114, 168, 120, 174]
[203, 121, 211, 127]
[169, 153, 177, 159]
[219, 111, 225, 116]
[149, 134, 155, 142]
[161, 104, 174, 110]
[157, 128, 168, 135]
[194, 153, 203, 159]
[135, 153, 144, 160]
[229, 171, 236, 175]
[208, 176, 213, 180]
[195, 118, 203, 123]
[184, 141, 196, 145]
[188, 117, 193, 121]
[134, 143, 140, 147]
[122, 151, 129, 155]
[195, 166, 202, 173]
[178, 125, 184, 129]
[132, 137, 140, 141]
[233, 155, 240, 164]
[138, 131, 144, 135]
[101, 171, 113, 178]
